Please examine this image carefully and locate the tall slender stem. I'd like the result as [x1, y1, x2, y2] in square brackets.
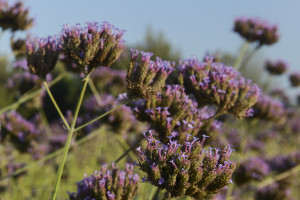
[238, 44, 262, 72]
[51, 71, 92, 200]
[74, 100, 130, 132]
[88, 79, 102, 104]
[43, 81, 70, 130]
[114, 135, 143, 163]
[233, 41, 249, 69]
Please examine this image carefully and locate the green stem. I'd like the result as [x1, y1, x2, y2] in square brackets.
[88, 79, 102, 104]
[225, 182, 234, 200]
[51, 71, 92, 200]
[43, 81, 70, 131]
[238, 44, 262, 72]
[152, 188, 161, 200]
[257, 164, 300, 189]
[114, 135, 144, 163]
[74, 100, 130, 132]
[0, 73, 66, 115]
[233, 41, 249, 69]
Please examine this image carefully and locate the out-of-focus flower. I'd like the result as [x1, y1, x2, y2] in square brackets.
[0, 0, 34, 32]
[11, 36, 28, 58]
[178, 57, 261, 118]
[233, 17, 279, 46]
[289, 72, 300, 87]
[68, 163, 140, 200]
[61, 22, 125, 73]
[265, 60, 289, 75]
[0, 111, 41, 152]
[126, 49, 174, 100]
[137, 131, 236, 199]
[91, 67, 127, 96]
[252, 94, 286, 123]
[234, 157, 270, 185]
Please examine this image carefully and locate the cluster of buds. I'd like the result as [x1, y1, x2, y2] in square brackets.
[26, 36, 61, 78]
[68, 163, 140, 200]
[132, 84, 222, 144]
[0, 0, 34, 32]
[252, 94, 286, 123]
[265, 60, 289, 75]
[137, 131, 236, 199]
[233, 17, 279, 46]
[178, 57, 260, 118]
[234, 157, 270, 185]
[289, 72, 300, 87]
[61, 22, 125, 73]
[0, 111, 41, 152]
[91, 67, 127, 96]
[126, 49, 174, 100]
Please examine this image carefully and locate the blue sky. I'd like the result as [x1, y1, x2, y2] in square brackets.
[2, 0, 300, 72]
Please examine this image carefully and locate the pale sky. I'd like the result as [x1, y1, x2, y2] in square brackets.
[2, 0, 300, 73]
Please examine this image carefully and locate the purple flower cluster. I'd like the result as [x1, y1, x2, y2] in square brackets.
[61, 22, 125, 73]
[137, 131, 236, 199]
[252, 94, 286, 123]
[178, 57, 261, 118]
[289, 72, 300, 87]
[233, 17, 279, 46]
[0, 111, 41, 152]
[234, 157, 270, 185]
[126, 49, 174, 99]
[265, 60, 289, 75]
[26, 36, 61, 78]
[0, 0, 34, 32]
[26, 21, 125, 78]
[132, 84, 222, 144]
[68, 163, 140, 200]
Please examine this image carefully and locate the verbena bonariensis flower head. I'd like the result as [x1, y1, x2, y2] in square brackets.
[0, 0, 34, 32]
[0, 111, 41, 152]
[178, 57, 261, 118]
[26, 36, 61, 78]
[137, 131, 236, 199]
[252, 94, 286, 123]
[234, 157, 270, 185]
[289, 72, 300, 87]
[126, 49, 174, 100]
[265, 60, 289, 75]
[131, 84, 222, 144]
[233, 17, 279, 46]
[61, 22, 125, 73]
[68, 163, 140, 200]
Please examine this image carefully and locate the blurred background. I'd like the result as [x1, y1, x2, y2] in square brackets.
[1, 0, 300, 68]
